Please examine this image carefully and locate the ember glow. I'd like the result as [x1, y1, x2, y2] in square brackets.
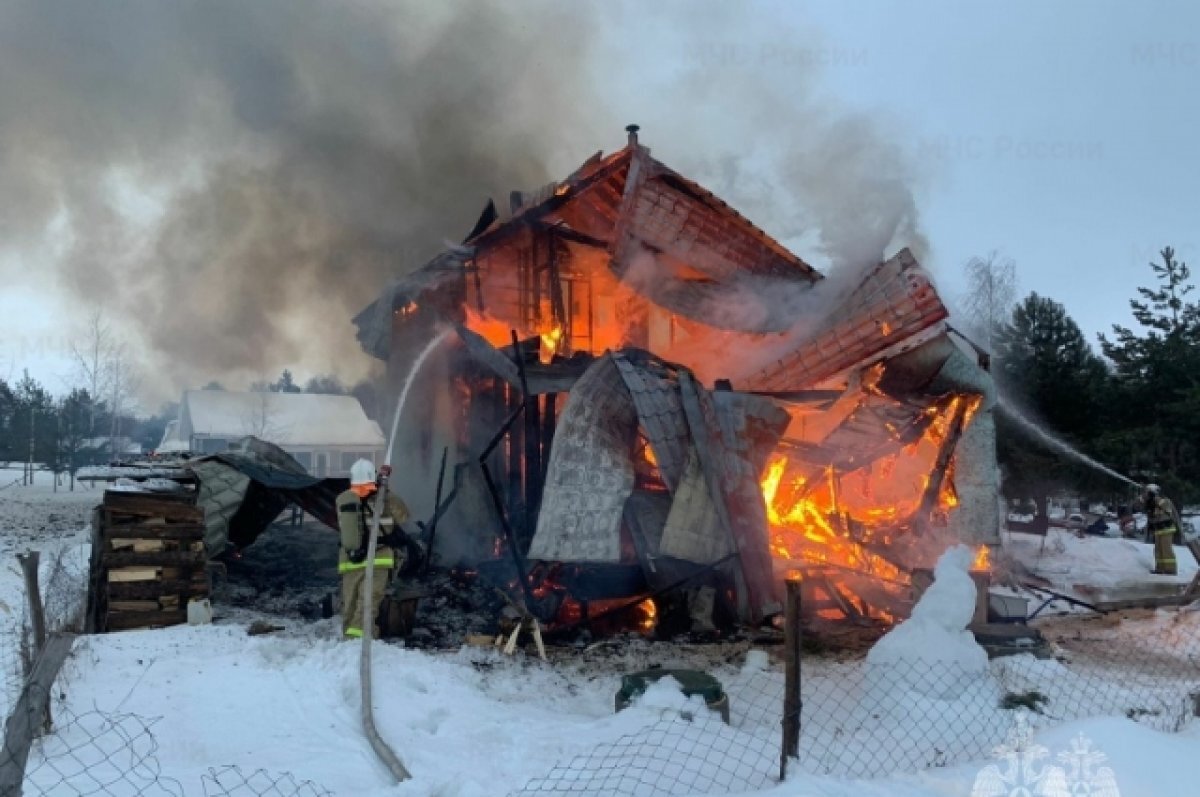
[635, 598, 658, 633]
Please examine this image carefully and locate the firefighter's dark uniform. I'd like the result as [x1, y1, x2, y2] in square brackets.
[337, 488, 409, 638]
[1147, 494, 1180, 575]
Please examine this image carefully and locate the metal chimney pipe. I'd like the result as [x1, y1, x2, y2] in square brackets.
[626, 124, 640, 147]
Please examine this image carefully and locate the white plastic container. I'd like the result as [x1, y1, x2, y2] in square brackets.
[187, 598, 213, 625]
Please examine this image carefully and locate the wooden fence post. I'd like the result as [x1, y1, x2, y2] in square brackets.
[780, 576, 802, 781]
[17, 553, 46, 658]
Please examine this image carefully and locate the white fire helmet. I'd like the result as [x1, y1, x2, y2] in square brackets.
[1144, 483, 1161, 496]
[350, 459, 377, 486]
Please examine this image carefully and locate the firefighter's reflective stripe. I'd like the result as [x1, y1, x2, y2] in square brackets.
[337, 557, 395, 574]
[344, 627, 364, 638]
[1154, 526, 1178, 572]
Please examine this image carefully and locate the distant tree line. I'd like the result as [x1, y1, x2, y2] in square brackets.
[970, 246, 1200, 506]
[0, 372, 168, 488]
[207, 369, 382, 422]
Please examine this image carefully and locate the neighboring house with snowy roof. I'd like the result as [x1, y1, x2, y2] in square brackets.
[174, 390, 385, 477]
[81, 436, 144, 458]
[157, 420, 191, 454]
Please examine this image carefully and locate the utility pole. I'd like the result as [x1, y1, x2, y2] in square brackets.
[26, 404, 35, 486]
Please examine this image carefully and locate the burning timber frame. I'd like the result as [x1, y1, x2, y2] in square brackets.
[354, 127, 1001, 629]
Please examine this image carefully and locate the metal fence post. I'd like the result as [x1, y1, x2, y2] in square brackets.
[780, 576, 802, 781]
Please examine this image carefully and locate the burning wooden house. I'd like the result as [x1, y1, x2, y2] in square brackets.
[353, 126, 1000, 634]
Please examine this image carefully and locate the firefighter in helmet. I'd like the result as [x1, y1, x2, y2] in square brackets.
[337, 459, 415, 639]
[1142, 483, 1181, 576]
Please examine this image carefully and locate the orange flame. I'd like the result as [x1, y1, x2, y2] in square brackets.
[643, 443, 658, 467]
[972, 545, 990, 571]
[463, 306, 516, 348]
[636, 598, 657, 633]
[538, 322, 564, 364]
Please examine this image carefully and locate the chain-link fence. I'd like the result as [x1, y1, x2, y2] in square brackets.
[22, 707, 185, 796]
[201, 766, 335, 797]
[511, 659, 784, 796]
[512, 607, 1200, 793]
[11, 700, 334, 796]
[799, 607, 1200, 778]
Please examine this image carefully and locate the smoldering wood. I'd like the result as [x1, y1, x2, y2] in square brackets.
[546, 229, 568, 330]
[535, 223, 609, 250]
[550, 552, 740, 636]
[479, 452, 536, 613]
[421, 447, 450, 578]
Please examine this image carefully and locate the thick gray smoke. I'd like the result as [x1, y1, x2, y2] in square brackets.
[0, 1, 926, 402]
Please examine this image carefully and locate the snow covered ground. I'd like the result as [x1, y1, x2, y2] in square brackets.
[1004, 526, 1198, 602]
[4, 476, 1200, 796]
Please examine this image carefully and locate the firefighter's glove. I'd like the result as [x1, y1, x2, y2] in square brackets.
[346, 546, 367, 564]
[380, 529, 408, 549]
[398, 538, 427, 578]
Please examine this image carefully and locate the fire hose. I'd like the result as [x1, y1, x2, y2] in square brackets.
[357, 329, 450, 784]
[359, 467, 411, 782]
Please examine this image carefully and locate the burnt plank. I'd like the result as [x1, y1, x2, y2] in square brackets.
[103, 551, 206, 568]
[105, 610, 187, 632]
[107, 580, 209, 600]
[104, 525, 205, 541]
[102, 493, 201, 522]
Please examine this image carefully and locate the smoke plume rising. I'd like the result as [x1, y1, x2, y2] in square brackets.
[0, 1, 927, 404]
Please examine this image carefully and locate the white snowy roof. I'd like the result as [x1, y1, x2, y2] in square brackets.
[179, 390, 385, 448]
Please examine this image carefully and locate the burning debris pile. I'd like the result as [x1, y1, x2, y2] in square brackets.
[354, 127, 1000, 639]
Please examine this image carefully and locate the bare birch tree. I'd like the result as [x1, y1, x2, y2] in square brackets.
[101, 342, 141, 460]
[242, 377, 287, 443]
[960, 252, 1018, 352]
[71, 310, 112, 438]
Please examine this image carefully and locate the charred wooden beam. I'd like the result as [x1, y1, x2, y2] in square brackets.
[539, 223, 610, 250]
[540, 393, 557, 489]
[479, 458, 538, 617]
[421, 447, 450, 578]
[524, 389, 542, 544]
[914, 398, 971, 531]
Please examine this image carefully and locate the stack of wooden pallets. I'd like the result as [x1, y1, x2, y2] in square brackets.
[88, 489, 208, 632]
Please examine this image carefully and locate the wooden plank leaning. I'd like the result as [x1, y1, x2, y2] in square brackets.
[0, 633, 76, 795]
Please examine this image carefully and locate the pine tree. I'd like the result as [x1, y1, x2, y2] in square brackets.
[1098, 246, 1200, 498]
[58, 389, 95, 489]
[993, 293, 1110, 501]
[11, 372, 56, 484]
[0, 379, 14, 463]
[995, 293, 1108, 437]
[271, 369, 301, 393]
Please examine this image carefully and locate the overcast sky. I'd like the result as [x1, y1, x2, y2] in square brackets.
[1, 0, 1196, 409]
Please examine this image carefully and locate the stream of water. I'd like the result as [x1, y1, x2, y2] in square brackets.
[996, 396, 1140, 487]
[384, 329, 453, 466]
